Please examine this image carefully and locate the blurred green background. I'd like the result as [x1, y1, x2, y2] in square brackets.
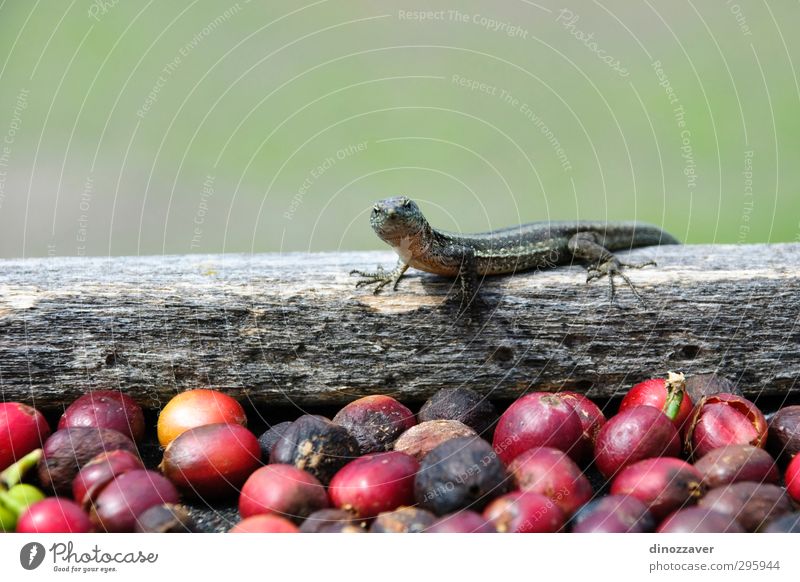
[0, 0, 797, 258]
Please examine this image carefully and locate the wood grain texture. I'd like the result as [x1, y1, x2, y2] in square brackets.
[0, 244, 798, 408]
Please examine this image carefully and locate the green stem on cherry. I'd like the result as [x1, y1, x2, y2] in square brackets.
[0, 448, 42, 489]
[662, 372, 687, 422]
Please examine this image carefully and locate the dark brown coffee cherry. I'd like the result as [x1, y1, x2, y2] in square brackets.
[414, 437, 509, 516]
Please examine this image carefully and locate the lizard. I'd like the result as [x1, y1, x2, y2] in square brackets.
[350, 196, 680, 305]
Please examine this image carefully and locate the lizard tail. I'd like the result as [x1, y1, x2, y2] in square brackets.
[630, 223, 681, 247]
[601, 222, 680, 250]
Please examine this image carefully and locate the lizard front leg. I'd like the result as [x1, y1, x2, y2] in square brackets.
[441, 244, 483, 311]
[568, 232, 656, 304]
[350, 259, 409, 294]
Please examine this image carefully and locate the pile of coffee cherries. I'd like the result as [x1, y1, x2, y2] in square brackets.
[0, 391, 184, 533]
[1, 372, 799, 533]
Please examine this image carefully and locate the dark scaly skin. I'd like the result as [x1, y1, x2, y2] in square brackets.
[351, 196, 680, 306]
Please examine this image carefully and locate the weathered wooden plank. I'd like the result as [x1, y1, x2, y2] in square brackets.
[0, 244, 798, 407]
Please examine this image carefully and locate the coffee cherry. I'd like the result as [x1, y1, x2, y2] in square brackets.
[239, 465, 328, 524]
[570, 495, 655, 533]
[685, 393, 767, 459]
[370, 506, 436, 533]
[90, 469, 180, 533]
[508, 447, 592, 517]
[415, 437, 509, 516]
[610, 458, 703, 520]
[59, 390, 145, 443]
[299, 508, 365, 533]
[38, 427, 137, 495]
[394, 420, 477, 461]
[17, 498, 92, 533]
[762, 512, 800, 533]
[657, 507, 744, 533]
[134, 503, 196, 533]
[0, 403, 50, 471]
[329, 451, 418, 518]
[786, 454, 800, 504]
[72, 449, 145, 509]
[426, 510, 496, 533]
[270, 415, 359, 485]
[698, 482, 793, 532]
[160, 423, 261, 499]
[483, 491, 565, 533]
[157, 389, 247, 447]
[619, 374, 693, 433]
[229, 514, 299, 533]
[693, 444, 778, 489]
[418, 387, 498, 436]
[257, 421, 293, 461]
[555, 391, 606, 460]
[767, 405, 800, 460]
[594, 406, 680, 479]
[332, 395, 415, 454]
[493, 393, 583, 464]
[684, 373, 741, 402]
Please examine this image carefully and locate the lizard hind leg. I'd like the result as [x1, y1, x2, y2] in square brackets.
[350, 260, 409, 294]
[569, 232, 655, 305]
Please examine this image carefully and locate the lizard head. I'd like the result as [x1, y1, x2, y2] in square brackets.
[369, 196, 428, 243]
